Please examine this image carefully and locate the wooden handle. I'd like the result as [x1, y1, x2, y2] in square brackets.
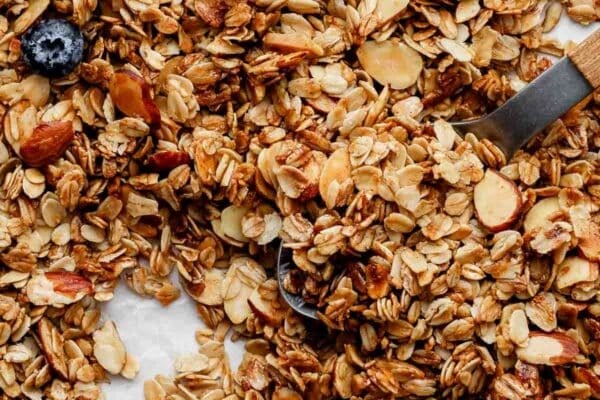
[569, 29, 600, 89]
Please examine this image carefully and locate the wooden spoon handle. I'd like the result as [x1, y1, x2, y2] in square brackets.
[569, 29, 600, 89]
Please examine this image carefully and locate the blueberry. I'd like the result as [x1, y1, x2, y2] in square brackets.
[21, 19, 84, 78]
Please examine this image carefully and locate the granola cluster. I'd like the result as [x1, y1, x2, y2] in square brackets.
[1, 0, 600, 399]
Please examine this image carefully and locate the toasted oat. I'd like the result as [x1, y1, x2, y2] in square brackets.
[1, 0, 600, 398]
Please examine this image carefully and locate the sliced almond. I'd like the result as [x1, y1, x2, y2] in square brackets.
[93, 321, 127, 375]
[37, 318, 68, 380]
[220, 205, 250, 242]
[221, 257, 266, 325]
[26, 271, 93, 306]
[375, 0, 408, 25]
[474, 169, 522, 232]
[525, 292, 557, 332]
[174, 353, 209, 373]
[555, 256, 599, 290]
[121, 353, 140, 379]
[248, 285, 284, 326]
[319, 148, 351, 209]
[509, 309, 529, 347]
[516, 332, 579, 365]
[523, 197, 560, 234]
[357, 40, 423, 90]
[195, 268, 225, 306]
[263, 32, 324, 57]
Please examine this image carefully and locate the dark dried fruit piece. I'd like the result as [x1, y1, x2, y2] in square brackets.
[20, 121, 74, 167]
[109, 70, 161, 126]
[147, 151, 191, 171]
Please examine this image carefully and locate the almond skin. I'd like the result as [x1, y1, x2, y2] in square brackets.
[109, 70, 161, 126]
[20, 121, 74, 167]
[37, 318, 69, 380]
[147, 150, 190, 171]
[516, 331, 579, 366]
[247, 289, 284, 326]
[573, 367, 600, 398]
[45, 271, 94, 298]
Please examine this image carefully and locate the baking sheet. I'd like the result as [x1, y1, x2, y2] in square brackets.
[101, 17, 597, 399]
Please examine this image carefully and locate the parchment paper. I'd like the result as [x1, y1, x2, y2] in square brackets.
[101, 17, 596, 399]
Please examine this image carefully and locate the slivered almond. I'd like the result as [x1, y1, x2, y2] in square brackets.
[516, 332, 579, 365]
[20, 121, 74, 167]
[474, 169, 522, 232]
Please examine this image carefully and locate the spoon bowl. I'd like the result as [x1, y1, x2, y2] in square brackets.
[276, 243, 318, 320]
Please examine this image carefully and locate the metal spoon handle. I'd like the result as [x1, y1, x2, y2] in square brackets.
[453, 28, 600, 157]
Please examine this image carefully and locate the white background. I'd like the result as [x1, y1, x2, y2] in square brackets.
[101, 16, 597, 399]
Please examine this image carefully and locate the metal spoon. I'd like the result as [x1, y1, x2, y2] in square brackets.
[277, 28, 600, 320]
[277, 244, 318, 319]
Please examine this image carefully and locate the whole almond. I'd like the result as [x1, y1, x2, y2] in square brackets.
[20, 121, 74, 167]
[147, 150, 190, 171]
[109, 70, 161, 126]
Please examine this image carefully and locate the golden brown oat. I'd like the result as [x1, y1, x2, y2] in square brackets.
[1, 0, 600, 398]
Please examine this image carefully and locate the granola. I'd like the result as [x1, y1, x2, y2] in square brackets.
[0, 0, 600, 399]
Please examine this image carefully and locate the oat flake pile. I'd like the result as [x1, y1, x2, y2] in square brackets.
[1, 0, 600, 399]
